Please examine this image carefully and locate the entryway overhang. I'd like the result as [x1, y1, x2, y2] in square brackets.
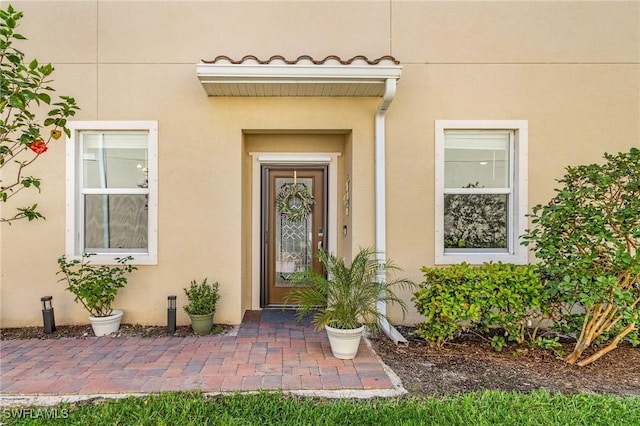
[196, 55, 406, 345]
[196, 55, 401, 97]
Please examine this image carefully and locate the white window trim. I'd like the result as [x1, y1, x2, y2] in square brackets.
[435, 120, 528, 265]
[66, 121, 158, 265]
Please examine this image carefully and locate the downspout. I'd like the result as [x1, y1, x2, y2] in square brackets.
[375, 78, 408, 346]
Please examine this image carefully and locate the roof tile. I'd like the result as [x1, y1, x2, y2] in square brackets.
[201, 55, 400, 65]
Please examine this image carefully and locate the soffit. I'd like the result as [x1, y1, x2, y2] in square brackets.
[196, 55, 402, 97]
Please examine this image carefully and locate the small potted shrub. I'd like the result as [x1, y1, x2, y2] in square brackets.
[286, 248, 413, 359]
[57, 254, 137, 336]
[183, 278, 220, 335]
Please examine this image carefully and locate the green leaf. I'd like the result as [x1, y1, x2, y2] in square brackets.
[37, 92, 51, 104]
[40, 63, 53, 75]
[17, 204, 44, 221]
[8, 94, 25, 108]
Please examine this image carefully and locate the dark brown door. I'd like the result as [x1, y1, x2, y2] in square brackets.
[262, 166, 327, 306]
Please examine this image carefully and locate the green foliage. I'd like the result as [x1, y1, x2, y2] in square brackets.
[0, 4, 79, 223]
[285, 248, 414, 331]
[413, 262, 546, 348]
[183, 278, 220, 315]
[490, 335, 506, 352]
[522, 148, 640, 365]
[57, 254, 137, 317]
[8, 391, 640, 426]
[15, 203, 43, 221]
[531, 336, 565, 357]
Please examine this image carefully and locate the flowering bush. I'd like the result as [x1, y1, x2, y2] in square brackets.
[0, 5, 79, 223]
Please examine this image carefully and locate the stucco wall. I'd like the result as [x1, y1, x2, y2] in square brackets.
[2, 1, 638, 327]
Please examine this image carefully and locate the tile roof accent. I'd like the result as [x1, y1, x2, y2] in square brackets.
[196, 55, 402, 97]
[201, 55, 400, 66]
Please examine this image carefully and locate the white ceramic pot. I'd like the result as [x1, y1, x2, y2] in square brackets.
[325, 324, 365, 359]
[89, 309, 123, 336]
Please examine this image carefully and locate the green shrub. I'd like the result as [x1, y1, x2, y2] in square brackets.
[183, 278, 220, 316]
[413, 262, 546, 348]
[57, 254, 137, 317]
[523, 148, 640, 366]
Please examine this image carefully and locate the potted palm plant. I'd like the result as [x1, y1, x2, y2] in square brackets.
[57, 254, 137, 336]
[183, 278, 220, 335]
[286, 247, 413, 359]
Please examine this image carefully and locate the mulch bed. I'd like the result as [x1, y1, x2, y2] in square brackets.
[0, 323, 233, 340]
[369, 326, 640, 397]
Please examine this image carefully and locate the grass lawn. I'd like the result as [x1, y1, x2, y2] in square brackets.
[3, 390, 639, 426]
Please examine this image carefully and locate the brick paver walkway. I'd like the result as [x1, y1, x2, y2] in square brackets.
[0, 310, 398, 397]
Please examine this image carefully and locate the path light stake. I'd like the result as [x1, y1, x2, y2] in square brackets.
[167, 295, 177, 334]
[40, 296, 56, 334]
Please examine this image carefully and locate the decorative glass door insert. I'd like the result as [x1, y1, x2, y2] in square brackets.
[275, 176, 313, 285]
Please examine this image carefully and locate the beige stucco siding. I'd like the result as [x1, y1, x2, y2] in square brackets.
[2, 1, 638, 327]
[394, 1, 640, 64]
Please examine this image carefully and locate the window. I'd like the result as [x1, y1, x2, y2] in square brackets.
[66, 121, 158, 264]
[435, 120, 528, 264]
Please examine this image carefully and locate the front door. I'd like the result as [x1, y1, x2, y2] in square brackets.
[261, 166, 327, 306]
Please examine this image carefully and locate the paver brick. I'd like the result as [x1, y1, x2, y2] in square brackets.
[241, 375, 263, 390]
[339, 374, 363, 389]
[261, 375, 282, 390]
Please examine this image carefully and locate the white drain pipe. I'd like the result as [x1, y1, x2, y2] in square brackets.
[374, 78, 408, 346]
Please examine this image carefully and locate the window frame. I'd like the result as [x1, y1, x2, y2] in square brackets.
[66, 121, 158, 265]
[435, 120, 528, 265]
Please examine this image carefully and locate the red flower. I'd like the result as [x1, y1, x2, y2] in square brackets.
[29, 140, 47, 154]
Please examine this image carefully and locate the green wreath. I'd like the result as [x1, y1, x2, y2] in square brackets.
[276, 183, 315, 223]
